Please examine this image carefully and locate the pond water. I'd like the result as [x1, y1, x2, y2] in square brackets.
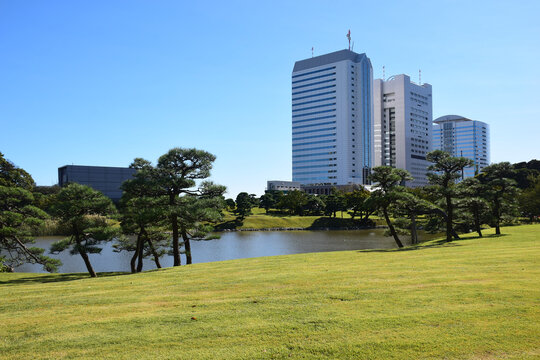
[12, 229, 438, 273]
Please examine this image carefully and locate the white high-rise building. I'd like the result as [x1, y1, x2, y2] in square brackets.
[373, 74, 433, 187]
[433, 115, 490, 178]
[292, 50, 373, 186]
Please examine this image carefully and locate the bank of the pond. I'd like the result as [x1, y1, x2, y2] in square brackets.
[13, 228, 414, 273]
[215, 209, 385, 231]
[30, 209, 386, 236]
[1, 224, 539, 359]
[219, 225, 387, 232]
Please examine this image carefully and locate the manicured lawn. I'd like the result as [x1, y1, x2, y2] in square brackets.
[1, 225, 539, 359]
[218, 207, 385, 229]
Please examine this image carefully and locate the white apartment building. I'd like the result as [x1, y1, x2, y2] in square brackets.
[373, 74, 433, 187]
[292, 50, 374, 186]
[433, 115, 490, 178]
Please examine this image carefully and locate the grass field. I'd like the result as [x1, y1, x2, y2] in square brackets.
[1, 225, 539, 359]
[217, 207, 385, 230]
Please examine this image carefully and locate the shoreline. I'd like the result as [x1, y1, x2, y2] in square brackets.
[218, 225, 386, 232]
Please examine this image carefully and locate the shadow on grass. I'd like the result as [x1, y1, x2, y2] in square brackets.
[214, 218, 244, 231]
[0, 271, 130, 286]
[262, 211, 293, 218]
[308, 217, 375, 229]
[358, 232, 506, 253]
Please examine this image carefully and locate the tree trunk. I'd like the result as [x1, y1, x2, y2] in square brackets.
[130, 231, 143, 273]
[136, 234, 144, 273]
[473, 207, 482, 237]
[144, 231, 161, 269]
[410, 214, 418, 245]
[171, 214, 181, 266]
[383, 207, 403, 248]
[77, 238, 97, 278]
[446, 195, 454, 242]
[494, 198, 501, 235]
[426, 208, 460, 240]
[130, 248, 138, 273]
[182, 228, 192, 265]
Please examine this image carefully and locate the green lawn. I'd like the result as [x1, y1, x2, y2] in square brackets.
[218, 207, 385, 229]
[1, 225, 539, 359]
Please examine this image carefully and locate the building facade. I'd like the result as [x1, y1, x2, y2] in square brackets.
[58, 165, 135, 202]
[266, 180, 302, 194]
[291, 50, 374, 187]
[433, 115, 490, 178]
[373, 74, 433, 187]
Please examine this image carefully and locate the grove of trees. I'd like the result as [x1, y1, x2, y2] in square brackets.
[1, 149, 539, 276]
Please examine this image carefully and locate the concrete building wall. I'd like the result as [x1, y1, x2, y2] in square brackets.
[373, 74, 432, 187]
[266, 180, 302, 193]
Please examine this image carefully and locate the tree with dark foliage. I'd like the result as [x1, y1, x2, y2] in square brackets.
[426, 150, 473, 242]
[0, 153, 61, 272]
[370, 166, 413, 248]
[51, 183, 118, 277]
[478, 162, 519, 235]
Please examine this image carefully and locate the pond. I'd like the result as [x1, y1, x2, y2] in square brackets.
[12, 229, 438, 273]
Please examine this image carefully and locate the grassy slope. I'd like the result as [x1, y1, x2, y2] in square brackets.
[1, 225, 539, 359]
[219, 207, 384, 229]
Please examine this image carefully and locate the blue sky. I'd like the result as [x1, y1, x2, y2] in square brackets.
[1, 0, 539, 197]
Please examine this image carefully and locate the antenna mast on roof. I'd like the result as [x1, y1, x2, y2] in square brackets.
[312, 46, 314, 58]
[383, 66, 385, 81]
[346, 29, 351, 50]
[419, 69, 422, 85]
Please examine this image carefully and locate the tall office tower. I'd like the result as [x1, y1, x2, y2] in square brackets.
[433, 115, 490, 178]
[292, 50, 373, 186]
[373, 74, 433, 187]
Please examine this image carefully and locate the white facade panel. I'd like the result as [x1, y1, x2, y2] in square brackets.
[373, 74, 432, 187]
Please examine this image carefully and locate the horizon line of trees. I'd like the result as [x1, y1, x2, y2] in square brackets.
[1, 149, 539, 276]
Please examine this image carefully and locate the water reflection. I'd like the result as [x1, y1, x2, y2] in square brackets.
[12, 229, 437, 273]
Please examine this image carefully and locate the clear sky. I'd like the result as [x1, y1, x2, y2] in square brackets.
[1, 0, 539, 198]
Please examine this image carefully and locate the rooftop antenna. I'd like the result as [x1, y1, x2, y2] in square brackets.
[346, 29, 351, 50]
[419, 69, 422, 85]
[383, 65, 385, 81]
[311, 46, 314, 58]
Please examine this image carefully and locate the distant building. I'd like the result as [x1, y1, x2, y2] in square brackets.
[58, 165, 135, 202]
[266, 180, 301, 194]
[373, 74, 433, 187]
[301, 183, 371, 195]
[266, 180, 373, 195]
[292, 49, 374, 187]
[432, 115, 490, 178]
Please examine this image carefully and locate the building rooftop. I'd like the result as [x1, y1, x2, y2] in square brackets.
[293, 49, 369, 72]
[58, 164, 132, 171]
[374, 74, 431, 89]
[433, 115, 473, 123]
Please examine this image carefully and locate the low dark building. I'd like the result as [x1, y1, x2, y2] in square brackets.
[58, 165, 136, 202]
[301, 184, 360, 195]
